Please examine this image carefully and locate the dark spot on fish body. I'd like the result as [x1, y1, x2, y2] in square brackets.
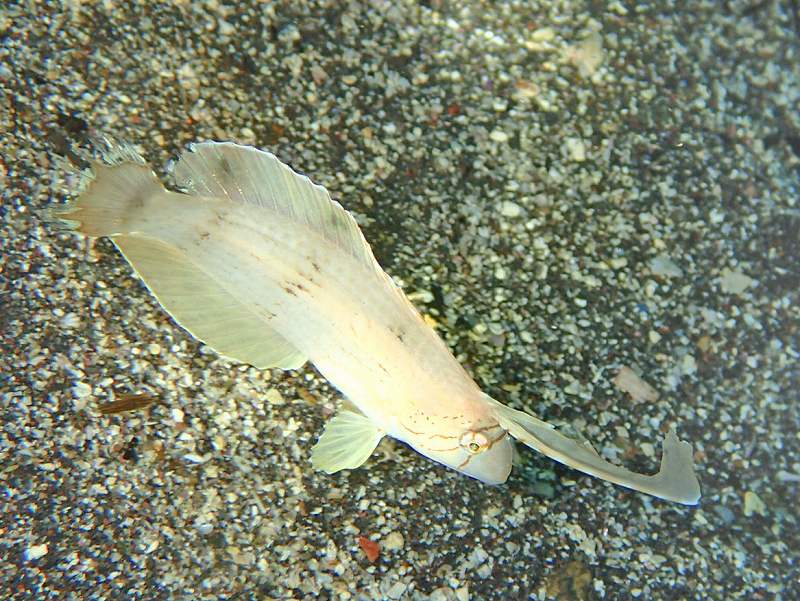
[218, 156, 234, 177]
[282, 280, 313, 296]
[247, 250, 264, 264]
[296, 271, 317, 285]
[402, 421, 425, 435]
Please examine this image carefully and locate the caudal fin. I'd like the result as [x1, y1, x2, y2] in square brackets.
[46, 157, 166, 238]
[45, 139, 308, 372]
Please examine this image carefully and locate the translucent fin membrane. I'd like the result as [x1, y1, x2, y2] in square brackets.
[491, 399, 701, 505]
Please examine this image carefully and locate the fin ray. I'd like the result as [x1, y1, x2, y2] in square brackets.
[168, 142, 377, 269]
[311, 407, 384, 473]
[113, 235, 306, 370]
[167, 142, 438, 355]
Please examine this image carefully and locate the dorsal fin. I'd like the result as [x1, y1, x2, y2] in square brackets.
[168, 142, 450, 368]
[168, 142, 377, 270]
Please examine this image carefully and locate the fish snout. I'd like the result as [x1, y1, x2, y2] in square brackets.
[458, 432, 513, 485]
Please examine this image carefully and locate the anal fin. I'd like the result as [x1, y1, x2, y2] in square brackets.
[113, 234, 305, 370]
[311, 406, 384, 473]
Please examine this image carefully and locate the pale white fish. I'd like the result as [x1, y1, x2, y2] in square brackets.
[49, 140, 701, 504]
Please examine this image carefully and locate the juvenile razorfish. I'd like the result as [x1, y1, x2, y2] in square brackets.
[50, 141, 701, 504]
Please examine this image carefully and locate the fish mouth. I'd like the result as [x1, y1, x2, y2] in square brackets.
[458, 432, 514, 485]
[402, 422, 513, 484]
[456, 427, 509, 469]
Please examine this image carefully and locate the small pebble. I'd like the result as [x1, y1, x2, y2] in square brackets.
[489, 129, 509, 143]
[24, 544, 48, 561]
[383, 531, 405, 552]
[743, 491, 767, 517]
[564, 137, 587, 162]
[499, 201, 522, 218]
[720, 268, 756, 294]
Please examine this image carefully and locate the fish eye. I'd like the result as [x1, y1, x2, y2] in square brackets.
[460, 431, 490, 454]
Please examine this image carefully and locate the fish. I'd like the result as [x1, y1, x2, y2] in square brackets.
[48, 140, 701, 504]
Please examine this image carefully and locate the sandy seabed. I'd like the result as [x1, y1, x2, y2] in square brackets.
[2, 1, 798, 599]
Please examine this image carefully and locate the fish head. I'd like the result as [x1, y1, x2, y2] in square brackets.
[452, 425, 514, 485]
[402, 417, 513, 485]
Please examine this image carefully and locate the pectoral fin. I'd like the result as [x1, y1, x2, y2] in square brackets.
[490, 399, 701, 505]
[310, 406, 384, 474]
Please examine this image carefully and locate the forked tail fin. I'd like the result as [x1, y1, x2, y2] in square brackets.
[45, 160, 167, 237]
[45, 139, 307, 372]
